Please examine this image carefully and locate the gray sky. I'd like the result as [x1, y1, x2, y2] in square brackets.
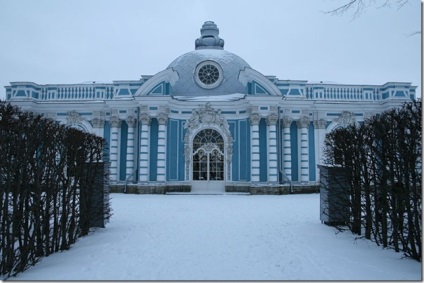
[0, 0, 421, 100]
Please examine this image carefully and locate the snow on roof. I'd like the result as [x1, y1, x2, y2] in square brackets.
[172, 93, 246, 102]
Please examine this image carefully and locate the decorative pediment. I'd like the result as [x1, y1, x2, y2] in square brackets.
[184, 103, 229, 132]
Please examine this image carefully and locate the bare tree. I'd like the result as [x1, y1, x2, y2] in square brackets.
[325, 0, 411, 18]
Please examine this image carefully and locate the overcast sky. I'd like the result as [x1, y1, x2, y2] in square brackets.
[0, 0, 421, 100]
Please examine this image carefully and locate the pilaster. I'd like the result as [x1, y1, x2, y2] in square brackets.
[314, 118, 327, 181]
[156, 112, 168, 182]
[109, 115, 122, 182]
[266, 113, 278, 183]
[281, 116, 292, 180]
[297, 116, 310, 183]
[138, 112, 151, 182]
[249, 113, 261, 182]
[125, 115, 137, 182]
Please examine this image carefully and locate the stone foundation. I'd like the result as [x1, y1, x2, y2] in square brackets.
[225, 185, 250, 193]
[290, 185, 320, 194]
[110, 184, 191, 194]
[111, 183, 320, 195]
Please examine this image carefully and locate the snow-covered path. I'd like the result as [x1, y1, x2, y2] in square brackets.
[10, 193, 421, 280]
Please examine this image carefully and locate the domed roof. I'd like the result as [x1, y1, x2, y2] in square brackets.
[167, 21, 251, 97]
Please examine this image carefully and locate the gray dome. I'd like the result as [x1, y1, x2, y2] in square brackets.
[168, 48, 251, 96]
[167, 22, 251, 97]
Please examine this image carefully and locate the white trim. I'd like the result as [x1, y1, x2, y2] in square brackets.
[239, 67, 282, 96]
[134, 68, 179, 96]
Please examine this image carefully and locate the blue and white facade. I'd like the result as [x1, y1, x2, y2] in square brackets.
[5, 21, 416, 194]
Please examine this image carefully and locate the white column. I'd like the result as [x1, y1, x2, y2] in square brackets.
[297, 116, 310, 183]
[249, 113, 261, 182]
[156, 112, 168, 182]
[109, 116, 121, 182]
[138, 113, 151, 182]
[125, 116, 137, 182]
[281, 116, 292, 180]
[314, 118, 326, 181]
[266, 113, 279, 183]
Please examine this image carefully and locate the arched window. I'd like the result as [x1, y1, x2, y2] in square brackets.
[192, 129, 224, 181]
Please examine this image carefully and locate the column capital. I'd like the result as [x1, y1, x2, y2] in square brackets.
[249, 113, 261, 125]
[313, 119, 326, 129]
[157, 112, 168, 125]
[110, 116, 122, 128]
[91, 111, 105, 127]
[266, 113, 278, 126]
[281, 116, 292, 128]
[297, 116, 310, 128]
[139, 112, 151, 126]
[126, 116, 137, 128]
[91, 117, 105, 128]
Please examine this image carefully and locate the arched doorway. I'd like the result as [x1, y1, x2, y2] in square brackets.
[191, 129, 225, 193]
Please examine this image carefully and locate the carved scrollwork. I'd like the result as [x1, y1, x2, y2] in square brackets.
[126, 116, 137, 128]
[184, 103, 233, 181]
[157, 112, 168, 126]
[281, 116, 292, 128]
[266, 113, 278, 126]
[139, 112, 151, 126]
[91, 117, 105, 128]
[336, 111, 355, 126]
[313, 119, 327, 129]
[297, 116, 310, 128]
[110, 116, 122, 128]
[249, 113, 261, 126]
[66, 110, 83, 125]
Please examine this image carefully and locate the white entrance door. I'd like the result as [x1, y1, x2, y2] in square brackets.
[191, 129, 225, 193]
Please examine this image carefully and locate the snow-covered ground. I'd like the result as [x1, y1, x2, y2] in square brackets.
[9, 193, 422, 281]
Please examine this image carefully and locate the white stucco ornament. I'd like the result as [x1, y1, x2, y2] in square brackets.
[184, 103, 233, 180]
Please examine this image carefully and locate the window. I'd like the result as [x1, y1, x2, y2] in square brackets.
[192, 129, 224, 181]
[194, 61, 223, 89]
[198, 64, 220, 85]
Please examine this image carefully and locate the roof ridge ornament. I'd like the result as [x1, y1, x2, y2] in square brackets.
[195, 21, 224, 50]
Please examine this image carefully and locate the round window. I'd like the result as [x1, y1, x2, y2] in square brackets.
[194, 61, 223, 89]
[198, 64, 219, 85]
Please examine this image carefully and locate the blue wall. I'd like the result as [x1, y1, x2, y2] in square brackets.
[229, 119, 251, 182]
[308, 122, 316, 181]
[167, 119, 185, 181]
[103, 121, 111, 162]
[239, 119, 250, 181]
[119, 122, 128, 181]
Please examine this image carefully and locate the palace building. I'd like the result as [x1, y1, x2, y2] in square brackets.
[5, 21, 416, 194]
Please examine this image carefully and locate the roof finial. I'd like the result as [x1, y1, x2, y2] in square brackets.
[195, 21, 224, 50]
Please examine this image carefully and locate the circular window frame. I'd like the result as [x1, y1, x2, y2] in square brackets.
[194, 60, 223, 89]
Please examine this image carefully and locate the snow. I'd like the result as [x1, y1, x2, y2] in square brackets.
[168, 49, 251, 68]
[172, 93, 246, 102]
[8, 193, 422, 281]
